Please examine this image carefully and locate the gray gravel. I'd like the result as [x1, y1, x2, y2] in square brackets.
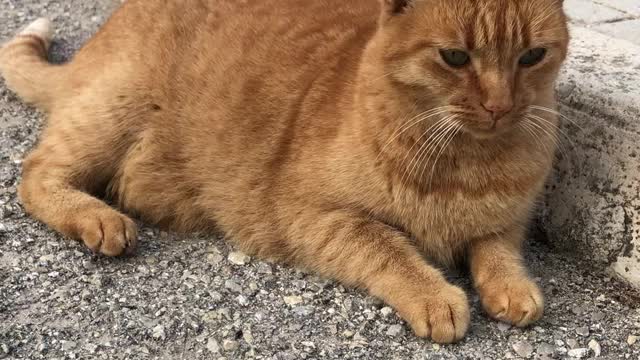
[2, 1, 640, 359]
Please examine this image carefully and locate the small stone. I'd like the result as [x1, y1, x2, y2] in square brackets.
[243, 329, 254, 344]
[571, 306, 585, 315]
[224, 280, 242, 293]
[592, 312, 606, 322]
[256, 262, 272, 274]
[0, 344, 9, 357]
[537, 343, 555, 356]
[236, 295, 249, 306]
[512, 341, 534, 358]
[386, 324, 404, 337]
[203, 311, 219, 323]
[62, 341, 77, 351]
[228, 251, 250, 265]
[342, 330, 354, 338]
[380, 307, 393, 317]
[566, 339, 579, 349]
[588, 339, 601, 357]
[152, 325, 166, 340]
[595, 294, 606, 302]
[576, 326, 590, 337]
[497, 322, 512, 332]
[206, 338, 220, 353]
[207, 253, 224, 265]
[293, 305, 314, 317]
[84, 343, 98, 353]
[567, 348, 589, 358]
[283, 295, 303, 306]
[627, 335, 639, 346]
[301, 341, 315, 348]
[222, 339, 239, 351]
[0, 223, 7, 232]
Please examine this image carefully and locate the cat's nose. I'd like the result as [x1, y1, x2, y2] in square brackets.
[481, 100, 513, 121]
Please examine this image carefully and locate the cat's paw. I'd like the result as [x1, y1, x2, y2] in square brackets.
[76, 208, 138, 256]
[404, 284, 470, 343]
[478, 276, 543, 327]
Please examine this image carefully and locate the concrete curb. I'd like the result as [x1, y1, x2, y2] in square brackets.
[541, 25, 640, 287]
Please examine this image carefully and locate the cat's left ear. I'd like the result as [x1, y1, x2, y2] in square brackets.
[378, 0, 412, 23]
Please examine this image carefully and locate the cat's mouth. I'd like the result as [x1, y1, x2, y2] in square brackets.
[459, 116, 521, 139]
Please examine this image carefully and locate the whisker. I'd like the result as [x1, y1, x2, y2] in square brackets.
[401, 116, 453, 186]
[527, 113, 575, 149]
[424, 122, 463, 190]
[416, 117, 458, 186]
[519, 121, 550, 155]
[528, 105, 583, 131]
[525, 115, 569, 160]
[374, 106, 456, 163]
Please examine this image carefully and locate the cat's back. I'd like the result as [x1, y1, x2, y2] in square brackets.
[70, 0, 379, 97]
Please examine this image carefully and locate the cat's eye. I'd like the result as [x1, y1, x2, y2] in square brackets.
[439, 49, 470, 68]
[519, 48, 547, 67]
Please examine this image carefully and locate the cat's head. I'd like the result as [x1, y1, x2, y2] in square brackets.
[372, 0, 569, 139]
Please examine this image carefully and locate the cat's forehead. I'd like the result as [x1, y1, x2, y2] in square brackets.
[416, 0, 567, 52]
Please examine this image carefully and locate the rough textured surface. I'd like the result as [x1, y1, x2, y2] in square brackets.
[543, 25, 640, 288]
[564, 0, 640, 45]
[1, 1, 640, 359]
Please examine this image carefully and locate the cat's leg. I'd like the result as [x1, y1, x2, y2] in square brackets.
[284, 209, 470, 343]
[469, 227, 543, 326]
[18, 120, 138, 257]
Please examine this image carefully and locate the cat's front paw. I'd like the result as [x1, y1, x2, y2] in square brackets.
[402, 284, 470, 343]
[478, 276, 543, 327]
[76, 208, 138, 256]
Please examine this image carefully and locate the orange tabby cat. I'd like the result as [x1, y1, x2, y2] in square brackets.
[0, 0, 569, 343]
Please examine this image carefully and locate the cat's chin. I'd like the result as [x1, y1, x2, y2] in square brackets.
[462, 125, 516, 140]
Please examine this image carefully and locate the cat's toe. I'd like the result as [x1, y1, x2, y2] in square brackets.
[77, 209, 138, 256]
[479, 277, 544, 327]
[406, 284, 470, 343]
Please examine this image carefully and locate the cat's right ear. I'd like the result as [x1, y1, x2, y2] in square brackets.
[378, 0, 412, 23]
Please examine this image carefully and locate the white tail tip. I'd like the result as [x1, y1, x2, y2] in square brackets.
[19, 18, 54, 48]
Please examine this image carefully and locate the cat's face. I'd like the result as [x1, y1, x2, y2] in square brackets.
[378, 0, 569, 139]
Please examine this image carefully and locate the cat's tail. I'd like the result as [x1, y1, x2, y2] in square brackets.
[0, 18, 62, 112]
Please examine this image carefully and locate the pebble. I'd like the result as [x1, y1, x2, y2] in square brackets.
[256, 262, 272, 274]
[567, 348, 589, 358]
[283, 295, 303, 306]
[566, 339, 579, 349]
[512, 341, 534, 358]
[575, 326, 589, 337]
[537, 343, 555, 356]
[222, 339, 238, 351]
[0, 344, 8, 358]
[62, 341, 77, 351]
[84, 343, 98, 353]
[380, 307, 393, 317]
[207, 338, 220, 353]
[627, 335, 638, 346]
[224, 280, 242, 293]
[0, 223, 7, 232]
[207, 253, 224, 265]
[592, 312, 606, 322]
[588, 339, 601, 356]
[497, 322, 512, 332]
[386, 325, 404, 337]
[228, 251, 250, 265]
[152, 325, 166, 340]
[292, 305, 314, 317]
